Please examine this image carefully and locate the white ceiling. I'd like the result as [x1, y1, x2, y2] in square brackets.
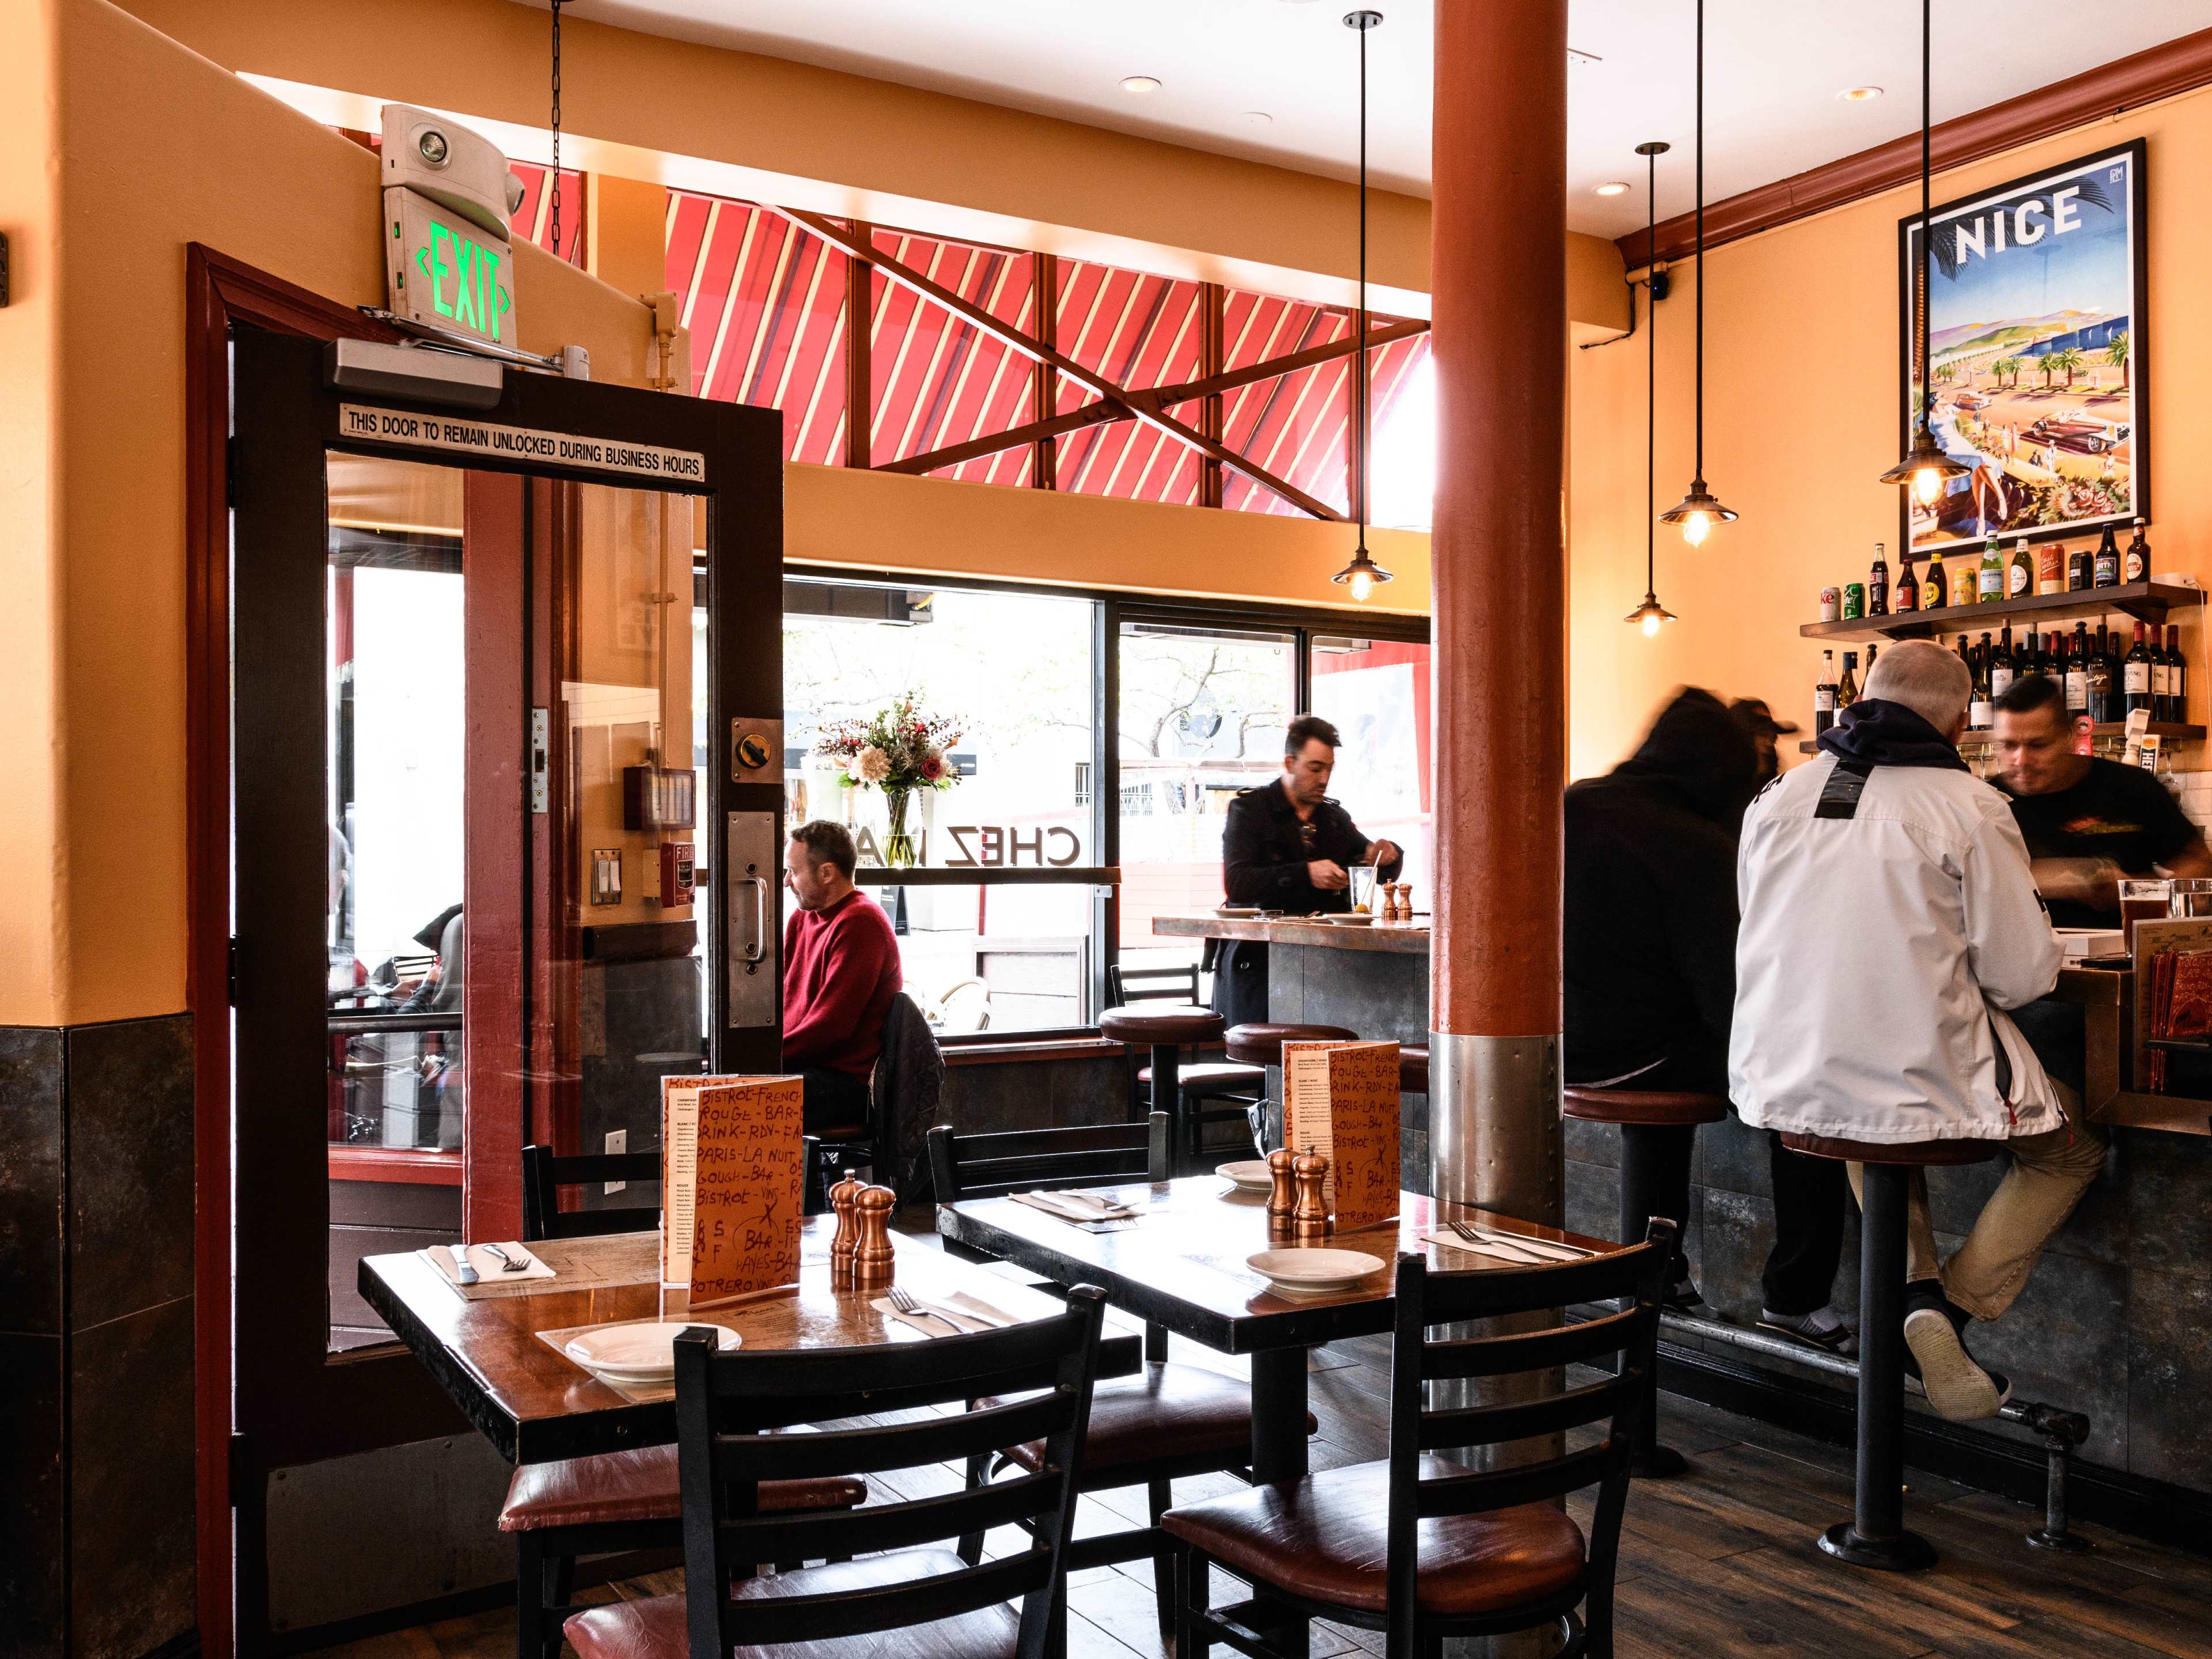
[537, 0, 2212, 238]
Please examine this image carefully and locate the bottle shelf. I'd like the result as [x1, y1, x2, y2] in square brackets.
[1796, 721, 2206, 756]
[1800, 580, 2202, 642]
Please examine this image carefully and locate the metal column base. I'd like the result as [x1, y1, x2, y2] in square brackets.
[1818, 1522, 1940, 1571]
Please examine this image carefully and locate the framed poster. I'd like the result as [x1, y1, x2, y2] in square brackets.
[1900, 138, 2146, 555]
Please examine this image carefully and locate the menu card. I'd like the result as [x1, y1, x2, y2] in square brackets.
[1282, 1040, 1402, 1233]
[661, 1074, 805, 1305]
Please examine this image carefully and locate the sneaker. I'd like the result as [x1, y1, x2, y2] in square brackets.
[1758, 1305, 1858, 1357]
[1902, 1308, 2011, 1421]
[1665, 1275, 1706, 1313]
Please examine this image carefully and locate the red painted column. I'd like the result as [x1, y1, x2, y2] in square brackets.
[1428, 0, 1569, 1224]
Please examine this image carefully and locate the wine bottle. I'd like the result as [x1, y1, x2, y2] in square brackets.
[2125, 623, 2154, 716]
[1991, 626, 2016, 703]
[2067, 540, 2092, 592]
[2008, 537, 2033, 601]
[2065, 626, 2091, 715]
[2093, 524, 2121, 588]
[1969, 635, 1995, 730]
[2088, 624, 2118, 724]
[1838, 651, 1860, 711]
[1978, 536, 2005, 603]
[1815, 650, 1838, 736]
[1922, 550, 1947, 611]
[2125, 518, 2150, 584]
[1895, 546, 1919, 613]
[2168, 626, 2188, 725]
[1869, 543, 1889, 616]
[2152, 624, 2173, 723]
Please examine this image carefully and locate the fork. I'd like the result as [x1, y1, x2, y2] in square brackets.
[483, 1243, 532, 1273]
[1446, 1219, 1546, 1263]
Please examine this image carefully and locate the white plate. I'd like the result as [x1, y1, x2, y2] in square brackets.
[1323, 913, 1376, 926]
[1215, 1160, 1273, 1192]
[1215, 906, 1263, 917]
[1246, 1248, 1387, 1297]
[565, 1321, 741, 1380]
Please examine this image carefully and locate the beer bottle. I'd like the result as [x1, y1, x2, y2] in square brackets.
[1838, 651, 1860, 710]
[2093, 523, 2121, 588]
[2124, 518, 2150, 584]
[1895, 546, 1919, 613]
[1978, 537, 2005, 603]
[1815, 650, 1838, 736]
[2125, 623, 2154, 717]
[1869, 543, 1889, 616]
[1922, 550, 1946, 611]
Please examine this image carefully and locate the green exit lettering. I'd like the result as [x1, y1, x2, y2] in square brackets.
[412, 221, 513, 344]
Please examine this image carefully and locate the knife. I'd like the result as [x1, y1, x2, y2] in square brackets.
[449, 1243, 478, 1286]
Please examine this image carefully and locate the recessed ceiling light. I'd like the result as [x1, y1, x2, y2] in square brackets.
[1594, 181, 1631, 197]
[1244, 111, 1274, 125]
[1839, 85, 1884, 101]
[1120, 75, 1162, 95]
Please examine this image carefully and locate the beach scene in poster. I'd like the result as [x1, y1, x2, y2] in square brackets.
[1903, 146, 2139, 553]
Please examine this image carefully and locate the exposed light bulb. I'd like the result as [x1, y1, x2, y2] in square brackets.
[1913, 465, 1944, 505]
[1680, 510, 1713, 547]
[1642, 611, 1663, 638]
[1347, 567, 1376, 602]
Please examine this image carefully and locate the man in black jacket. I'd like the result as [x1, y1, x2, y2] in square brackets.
[1564, 688, 1850, 1343]
[1209, 714, 1402, 1026]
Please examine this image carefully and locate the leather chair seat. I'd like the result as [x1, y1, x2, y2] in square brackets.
[1099, 1005, 1226, 1046]
[1399, 1044, 1430, 1095]
[1781, 1132, 1999, 1166]
[1161, 1457, 1587, 1618]
[499, 1444, 865, 1533]
[1223, 1022, 1359, 1066]
[563, 1552, 1017, 1659]
[1136, 1060, 1264, 1092]
[1562, 1087, 1727, 1128]
[984, 1361, 1312, 1481]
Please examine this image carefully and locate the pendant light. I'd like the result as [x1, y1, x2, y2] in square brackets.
[1331, 8, 1393, 602]
[1627, 142, 1678, 638]
[1658, 0, 1736, 547]
[1879, 0, 1971, 503]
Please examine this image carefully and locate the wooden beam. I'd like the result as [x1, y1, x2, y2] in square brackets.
[844, 219, 873, 469]
[1147, 316, 1427, 409]
[876, 400, 1122, 475]
[1618, 26, 2212, 269]
[1033, 251, 1058, 490]
[779, 206, 1346, 520]
[1199, 282, 1225, 509]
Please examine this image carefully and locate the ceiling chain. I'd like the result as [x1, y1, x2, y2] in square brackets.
[550, 0, 564, 260]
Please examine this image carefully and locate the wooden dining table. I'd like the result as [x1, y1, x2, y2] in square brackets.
[357, 1217, 1130, 1466]
[936, 1177, 1618, 1486]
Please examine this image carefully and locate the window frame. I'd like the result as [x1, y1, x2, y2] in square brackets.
[783, 560, 1430, 1044]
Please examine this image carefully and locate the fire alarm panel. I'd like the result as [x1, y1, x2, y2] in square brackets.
[659, 842, 696, 908]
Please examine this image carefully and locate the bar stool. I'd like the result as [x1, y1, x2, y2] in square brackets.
[1398, 1044, 1429, 1096]
[1781, 1131, 1999, 1571]
[1222, 1023, 1358, 1154]
[1562, 1086, 1728, 1477]
[1101, 1004, 1232, 1173]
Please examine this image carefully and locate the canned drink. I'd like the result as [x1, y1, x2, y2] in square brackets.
[2037, 544, 2064, 595]
[1842, 583, 1866, 620]
[1819, 586, 1841, 622]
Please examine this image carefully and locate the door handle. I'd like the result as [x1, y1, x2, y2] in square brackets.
[744, 874, 771, 964]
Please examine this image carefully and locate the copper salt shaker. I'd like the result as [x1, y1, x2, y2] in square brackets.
[1291, 1145, 1332, 1241]
[1265, 1146, 1297, 1236]
[854, 1184, 896, 1287]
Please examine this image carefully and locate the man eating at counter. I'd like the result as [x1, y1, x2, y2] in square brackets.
[1209, 713, 1402, 1027]
[1990, 675, 2212, 925]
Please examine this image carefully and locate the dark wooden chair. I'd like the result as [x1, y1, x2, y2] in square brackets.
[560, 1289, 1111, 1659]
[930, 1114, 1315, 1645]
[1107, 963, 1264, 1168]
[503, 1142, 860, 1659]
[1167, 1219, 1677, 1659]
[1781, 1132, 1999, 1572]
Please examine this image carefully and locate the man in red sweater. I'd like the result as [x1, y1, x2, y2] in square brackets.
[781, 820, 902, 1131]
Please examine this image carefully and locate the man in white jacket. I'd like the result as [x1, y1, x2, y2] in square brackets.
[1731, 640, 2107, 1421]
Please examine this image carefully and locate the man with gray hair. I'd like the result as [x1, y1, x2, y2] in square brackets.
[1730, 639, 2106, 1421]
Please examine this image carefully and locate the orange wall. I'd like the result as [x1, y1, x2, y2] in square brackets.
[6, 0, 671, 1028]
[1567, 82, 2212, 783]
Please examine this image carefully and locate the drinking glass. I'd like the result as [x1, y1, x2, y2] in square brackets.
[2119, 877, 2173, 954]
[1347, 863, 1379, 916]
[2169, 877, 2212, 919]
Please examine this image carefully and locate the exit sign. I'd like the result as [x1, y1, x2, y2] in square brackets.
[384, 187, 516, 346]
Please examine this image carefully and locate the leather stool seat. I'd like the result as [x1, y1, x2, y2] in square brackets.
[1399, 1044, 1429, 1094]
[564, 1552, 1015, 1659]
[1222, 1022, 1359, 1066]
[1100, 1005, 1226, 1046]
[1162, 1457, 1587, 1617]
[1137, 1059, 1264, 1091]
[1562, 1087, 1726, 1128]
[984, 1361, 1313, 1481]
[1781, 1132, 1999, 1166]
[499, 1444, 864, 1533]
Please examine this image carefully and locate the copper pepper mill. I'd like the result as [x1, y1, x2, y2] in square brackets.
[1265, 1146, 1298, 1237]
[853, 1184, 897, 1287]
[828, 1169, 865, 1287]
[1290, 1144, 1332, 1241]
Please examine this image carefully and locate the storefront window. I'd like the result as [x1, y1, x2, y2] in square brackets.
[1310, 638, 1434, 903]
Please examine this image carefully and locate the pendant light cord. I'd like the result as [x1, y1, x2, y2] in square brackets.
[1355, 14, 1369, 539]
[550, 0, 564, 260]
[1694, 0, 1705, 482]
[1648, 147, 1659, 597]
[1919, 0, 1931, 438]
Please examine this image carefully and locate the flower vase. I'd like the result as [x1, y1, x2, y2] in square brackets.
[882, 786, 921, 869]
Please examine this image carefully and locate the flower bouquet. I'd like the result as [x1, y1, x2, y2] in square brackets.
[810, 695, 963, 867]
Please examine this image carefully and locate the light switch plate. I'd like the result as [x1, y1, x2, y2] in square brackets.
[590, 847, 622, 906]
[604, 1130, 627, 1195]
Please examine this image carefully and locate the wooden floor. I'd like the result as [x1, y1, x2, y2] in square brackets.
[319, 1322, 2212, 1659]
